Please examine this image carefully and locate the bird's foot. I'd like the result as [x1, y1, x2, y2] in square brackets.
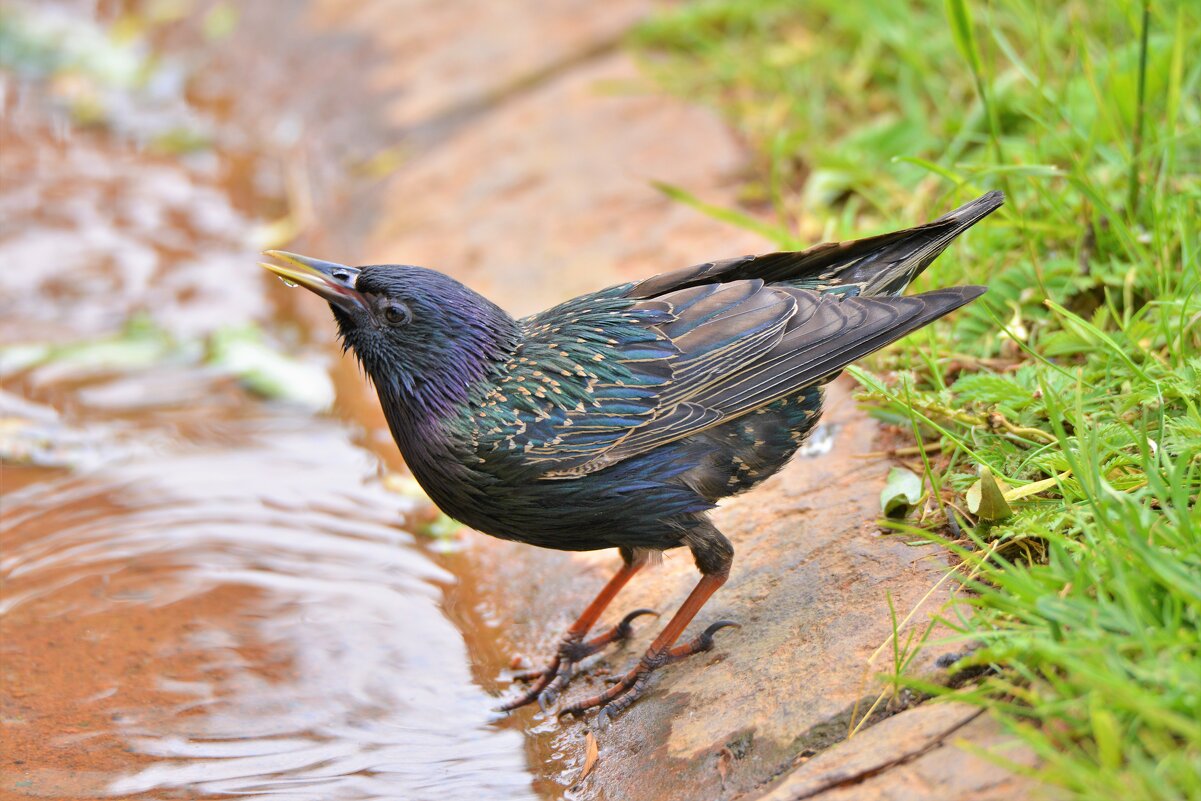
[559, 620, 739, 727]
[499, 608, 658, 712]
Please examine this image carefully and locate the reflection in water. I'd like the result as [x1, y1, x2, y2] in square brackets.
[2, 400, 535, 800]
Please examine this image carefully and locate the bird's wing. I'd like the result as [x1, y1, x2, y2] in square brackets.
[631, 191, 1003, 298]
[470, 281, 982, 479]
[469, 281, 794, 474]
[545, 284, 984, 477]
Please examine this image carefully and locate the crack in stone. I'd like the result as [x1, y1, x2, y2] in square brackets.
[401, 33, 627, 154]
[785, 708, 987, 800]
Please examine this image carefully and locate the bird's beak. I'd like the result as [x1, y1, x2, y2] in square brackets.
[260, 251, 367, 313]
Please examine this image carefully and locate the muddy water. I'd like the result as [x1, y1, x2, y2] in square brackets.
[1, 2, 538, 798]
[2, 407, 533, 799]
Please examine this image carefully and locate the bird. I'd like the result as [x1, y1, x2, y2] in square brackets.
[261, 190, 1002, 725]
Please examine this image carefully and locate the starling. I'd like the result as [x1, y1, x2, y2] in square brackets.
[262, 191, 1002, 723]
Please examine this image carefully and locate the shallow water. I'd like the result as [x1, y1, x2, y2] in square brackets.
[1, 371, 537, 800]
[1, 2, 540, 797]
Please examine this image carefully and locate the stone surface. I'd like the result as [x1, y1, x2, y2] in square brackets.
[365, 50, 764, 318]
[313, 0, 652, 130]
[758, 702, 1046, 801]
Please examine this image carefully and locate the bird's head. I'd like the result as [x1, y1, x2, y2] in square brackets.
[261, 251, 518, 418]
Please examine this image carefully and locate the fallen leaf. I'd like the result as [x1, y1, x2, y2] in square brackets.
[207, 325, 335, 411]
[576, 731, 599, 785]
[382, 473, 429, 500]
[966, 465, 1013, 521]
[880, 466, 923, 517]
[416, 512, 464, 541]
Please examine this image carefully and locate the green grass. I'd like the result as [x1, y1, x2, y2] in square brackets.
[633, 1, 1201, 798]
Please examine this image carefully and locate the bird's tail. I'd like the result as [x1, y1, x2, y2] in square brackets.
[629, 192, 1004, 301]
[816, 190, 1005, 297]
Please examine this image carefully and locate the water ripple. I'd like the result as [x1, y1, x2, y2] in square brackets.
[2, 414, 535, 800]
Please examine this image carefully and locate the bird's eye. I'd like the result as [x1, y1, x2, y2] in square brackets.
[381, 301, 412, 327]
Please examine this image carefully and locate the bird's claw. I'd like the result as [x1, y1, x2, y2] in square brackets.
[511, 666, 550, 683]
[559, 618, 739, 724]
[693, 620, 740, 651]
[499, 608, 657, 713]
[535, 686, 557, 714]
[594, 705, 616, 731]
[612, 608, 659, 640]
[498, 662, 558, 712]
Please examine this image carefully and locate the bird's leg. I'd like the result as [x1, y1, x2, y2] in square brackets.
[559, 573, 733, 724]
[500, 548, 654, 712]
[561, 523, 736, 725]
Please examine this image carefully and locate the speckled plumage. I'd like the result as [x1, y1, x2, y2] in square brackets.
[336, 192, 1001, 559]
[265, 190, 1002, 719]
